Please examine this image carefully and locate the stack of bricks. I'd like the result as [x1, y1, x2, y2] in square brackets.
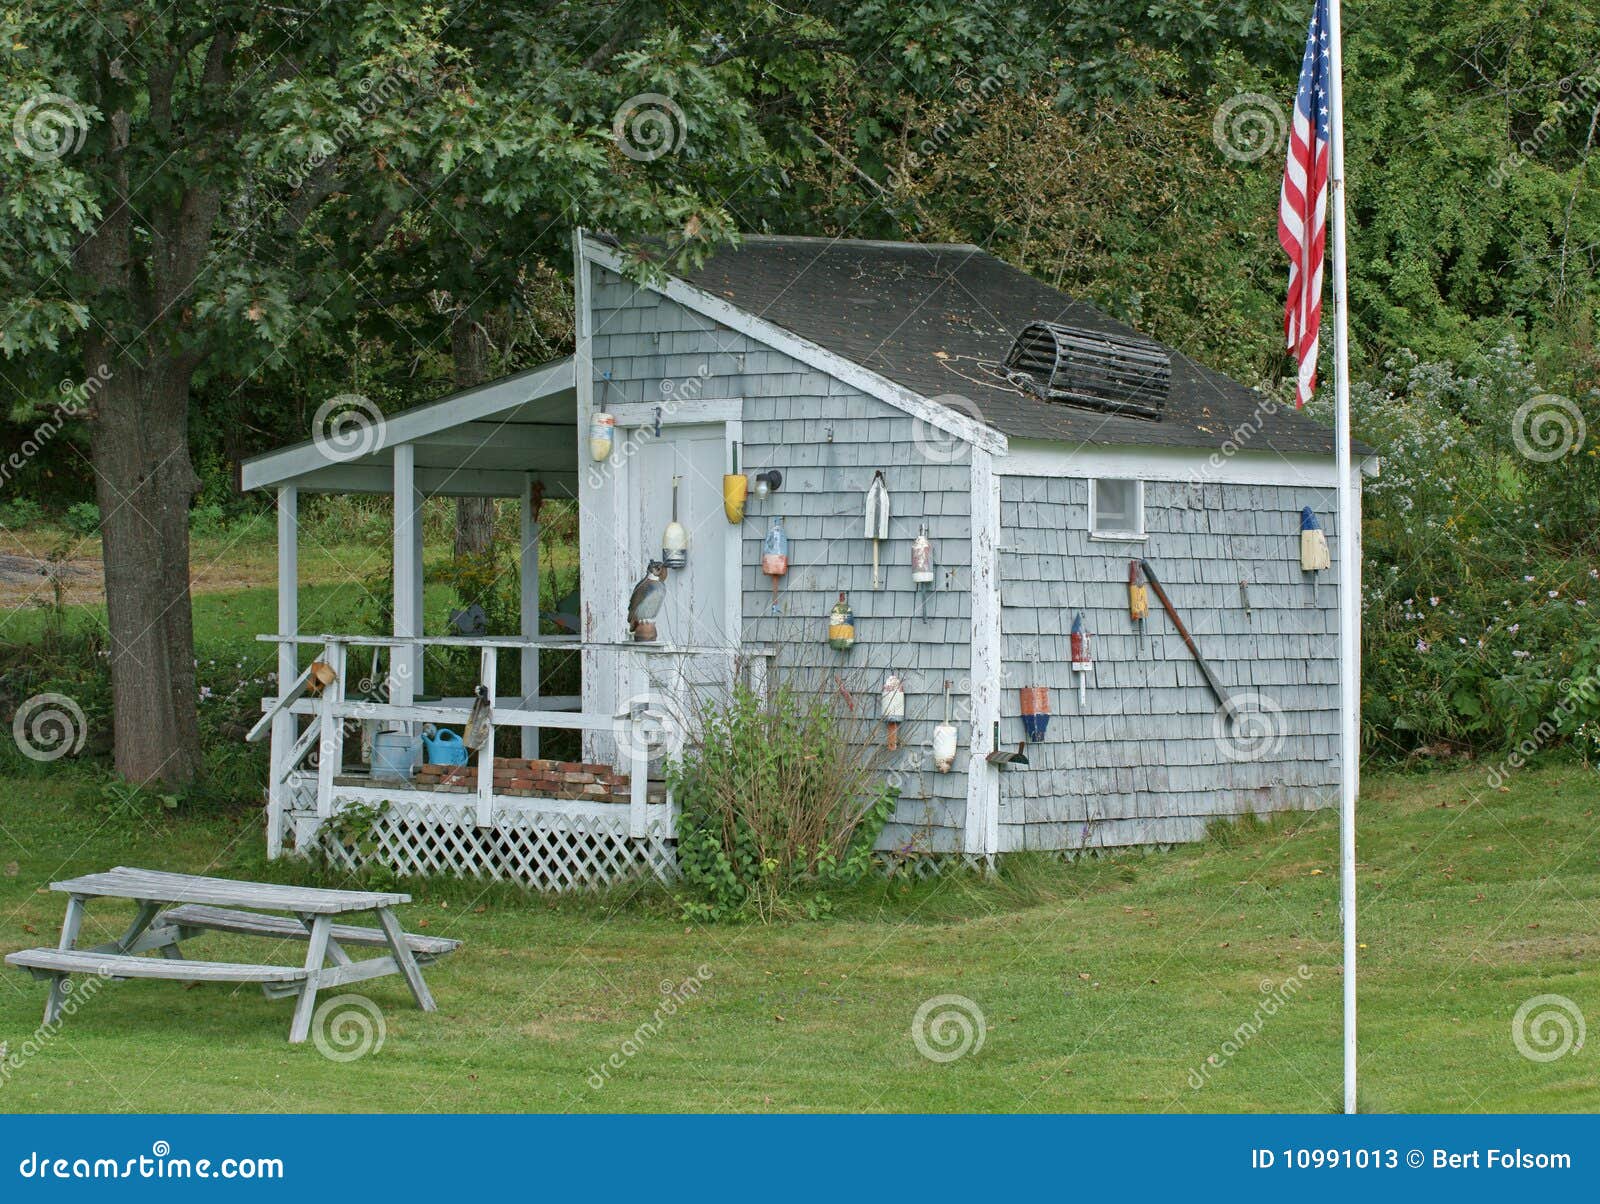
[413, 758, 634, 801]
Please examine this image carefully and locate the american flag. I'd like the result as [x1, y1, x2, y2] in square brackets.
[1278, 0, 1332, 408]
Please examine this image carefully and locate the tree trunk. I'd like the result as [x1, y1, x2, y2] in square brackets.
[87, 342, 204, 787]
[452, 312, 496, 559]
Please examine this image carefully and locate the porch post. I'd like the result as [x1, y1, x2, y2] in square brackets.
[520, 472, 541, 758]
[267, 484, 298, 858]
[392, 443, 421, 706]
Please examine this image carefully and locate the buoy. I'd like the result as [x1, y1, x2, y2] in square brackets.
[828, 591, 856, 651]
[588, 410, 615, 463]
[1300, 506, 1331, 571]
[1020, 653, 1050, 742]
[1128, 560, 1149, 649]
[590, 373, 615, 462]
[722, 443, 747, 524]
[761, 518, 789, 614]
[661, 476, 688, 569]
[881, 673, 905, 750]
[911, 523, 935, 585]
[933, 679, 957, 773]
[1070, 611, 1093, 705]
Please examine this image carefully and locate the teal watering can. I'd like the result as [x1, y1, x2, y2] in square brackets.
[422, 727, 468, 766]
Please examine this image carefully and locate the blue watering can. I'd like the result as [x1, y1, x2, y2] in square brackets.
[422, 727, 468, 766]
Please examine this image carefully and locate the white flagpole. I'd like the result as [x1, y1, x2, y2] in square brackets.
[1325, 0, 1359, 1116]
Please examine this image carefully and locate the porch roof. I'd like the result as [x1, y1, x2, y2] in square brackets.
[239, 355, 577, 497]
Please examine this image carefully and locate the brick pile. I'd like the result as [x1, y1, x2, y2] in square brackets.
[413, 758, 634, 801]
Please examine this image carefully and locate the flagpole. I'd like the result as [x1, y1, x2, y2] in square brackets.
[1325, 0, 1359, 1116]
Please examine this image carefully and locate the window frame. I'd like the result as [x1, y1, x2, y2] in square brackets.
[1088, 477, 1146, 541]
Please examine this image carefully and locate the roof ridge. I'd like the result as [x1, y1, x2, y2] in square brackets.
[737, 234, 984, 253]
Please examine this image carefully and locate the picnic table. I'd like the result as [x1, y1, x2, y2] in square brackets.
[4, 866, 460, 1043]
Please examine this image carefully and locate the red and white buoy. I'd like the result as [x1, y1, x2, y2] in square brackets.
[1070, 611, 1093, 705]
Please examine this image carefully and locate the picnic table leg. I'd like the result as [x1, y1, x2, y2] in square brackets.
[288, 913, 333, 1044]
[45, 894, 88, 1025]
[375, 906, 435, 1012]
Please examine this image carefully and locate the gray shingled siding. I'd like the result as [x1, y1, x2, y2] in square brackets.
[996, 476, 1341, 852]
[589, 267, 975, 852]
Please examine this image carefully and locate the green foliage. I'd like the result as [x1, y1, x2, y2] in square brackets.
[0, 497, 44, 527]
[670, 682, 899, 922]
[62, 501, 99, 534]
[1324, 342, 1600, 758]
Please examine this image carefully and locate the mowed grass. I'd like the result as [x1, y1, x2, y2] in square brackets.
[0, 760, 1595, 1113]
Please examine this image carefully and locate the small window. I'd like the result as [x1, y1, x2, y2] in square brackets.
[1090, 478, 1144, 539]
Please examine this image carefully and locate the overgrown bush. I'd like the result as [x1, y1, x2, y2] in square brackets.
[63, 501, 100, 534]
[1312, 341, 1600, 760]
[670, 681, 899, 922]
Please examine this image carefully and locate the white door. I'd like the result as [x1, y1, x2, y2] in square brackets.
[623, 422, 738, 765]
[630, 423, 733, 648]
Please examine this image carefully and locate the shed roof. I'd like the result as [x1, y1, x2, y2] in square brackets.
[239, 356, 577, 496]
[678, 235, 1356, 456]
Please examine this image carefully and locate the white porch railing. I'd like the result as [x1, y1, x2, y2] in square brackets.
[251, 634, 774, 861]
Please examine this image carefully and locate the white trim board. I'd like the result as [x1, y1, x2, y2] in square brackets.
[997, 439, 1380, 485]
[240, 356, 576, 491]
[576, 232, 1008, 457]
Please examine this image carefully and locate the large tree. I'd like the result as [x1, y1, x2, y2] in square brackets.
[0, 1, 781, 784]
[2, 0, 1300, 785]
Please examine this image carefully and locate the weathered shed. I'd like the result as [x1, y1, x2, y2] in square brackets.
[240, 231, 1377, 886]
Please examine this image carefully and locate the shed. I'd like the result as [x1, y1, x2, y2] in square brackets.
[240, 231, 1378, 888]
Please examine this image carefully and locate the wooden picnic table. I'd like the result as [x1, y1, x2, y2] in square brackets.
[4, 866, 460, 1044]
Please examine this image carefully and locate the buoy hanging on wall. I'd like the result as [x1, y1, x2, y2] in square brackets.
[723, 443, 747, 524]
[1300, 506, 1331, 571]
[761, 517, 789, 614]
[881, 673, 905, 750]
[589, 411, 615, 463]
[828, 591, 856, 651]
[590, 372, 615, 462]
[911, 523, 935, 585]
[1070, 611, 1094, 705]
[933, 679, 957, 773]
[1128, 559, 1149, 649]
[1020, 652, 1050, 742]
[662, 476, 688, 569]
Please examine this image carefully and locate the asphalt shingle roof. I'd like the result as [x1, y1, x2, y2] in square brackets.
[681, 236, 1355, 456]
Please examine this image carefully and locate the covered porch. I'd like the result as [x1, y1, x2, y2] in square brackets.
[238, 357, 766, 891]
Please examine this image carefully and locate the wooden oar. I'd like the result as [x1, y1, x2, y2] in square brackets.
[1139, 558, 1234, 711]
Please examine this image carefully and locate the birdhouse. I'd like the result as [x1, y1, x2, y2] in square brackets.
[828, 592, 856, 651]
[911, 524, 935, 585]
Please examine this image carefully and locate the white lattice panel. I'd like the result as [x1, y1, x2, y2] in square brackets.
[291, 795, 675, 894]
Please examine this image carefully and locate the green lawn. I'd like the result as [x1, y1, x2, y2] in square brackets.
[1, 761, 1595, 1113]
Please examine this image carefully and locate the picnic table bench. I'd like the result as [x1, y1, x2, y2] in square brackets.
[4, 866, 460, 1044]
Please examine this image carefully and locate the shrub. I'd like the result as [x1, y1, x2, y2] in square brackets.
[0, 496, 44, 527]
[63, 500, 100, 534]
[669, 681, 899, 922]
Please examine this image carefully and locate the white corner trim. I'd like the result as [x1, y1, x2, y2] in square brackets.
[999, 439, 1377, 487]
[577, 234, 1008, 458]
[966, 446, 1002, 858]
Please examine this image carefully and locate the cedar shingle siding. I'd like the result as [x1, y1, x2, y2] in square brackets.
[997, 475, 1343, 850]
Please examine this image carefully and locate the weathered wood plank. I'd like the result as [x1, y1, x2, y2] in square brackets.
[376, 906, 436, 1012]
[7, 948, 308, 984]
[160, 904, 460, 957]
[51, 867, 409, 914]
